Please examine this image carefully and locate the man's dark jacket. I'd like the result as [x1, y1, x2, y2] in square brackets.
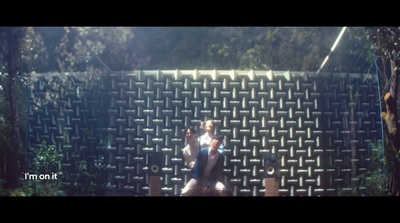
[192, 147, 224, 185]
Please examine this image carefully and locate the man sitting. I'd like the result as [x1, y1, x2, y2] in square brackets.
[181, 135, 229, 196]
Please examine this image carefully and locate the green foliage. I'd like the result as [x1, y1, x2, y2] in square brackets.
[27, 141, 61, 196]
[32, 141, 60, 174]
[338, 142, 386, 196]
[330, 27, 373, 73]
[0, 135, 108, 196]
[1, 27, 374, 75]
[368, 27, 400, 61]
[29, 71, 103, 112]
[0, 141, 62, 196]
[9, 177, 64, 197]
[368, 27, 400, 195]
[125, 27, 373, 73]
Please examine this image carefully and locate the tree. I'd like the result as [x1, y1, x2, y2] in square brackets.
[3, 28, 20, 189]
[0, 27, 38, 189]
[0, 27, 139, 192]
[368, 27, 400, 196]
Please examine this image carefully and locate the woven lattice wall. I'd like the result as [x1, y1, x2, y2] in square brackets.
[27, 70, 383, 196]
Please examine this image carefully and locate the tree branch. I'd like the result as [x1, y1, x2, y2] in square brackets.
[73, 29, 112, 73]
[390, 59, 399, 101]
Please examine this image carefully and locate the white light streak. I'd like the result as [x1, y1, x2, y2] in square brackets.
[316, 27, 347, 75]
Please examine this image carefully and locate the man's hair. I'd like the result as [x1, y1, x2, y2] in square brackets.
[184, 126, 196, 135]
[204, 119, 214, 125]
[205, 119, 214, 123]
[212, 135, 223, 142]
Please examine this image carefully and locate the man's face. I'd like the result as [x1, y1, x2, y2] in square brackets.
[186, 129, 195, 142]
[205, 121, 214, 133]
[210, 138, 222, 151]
